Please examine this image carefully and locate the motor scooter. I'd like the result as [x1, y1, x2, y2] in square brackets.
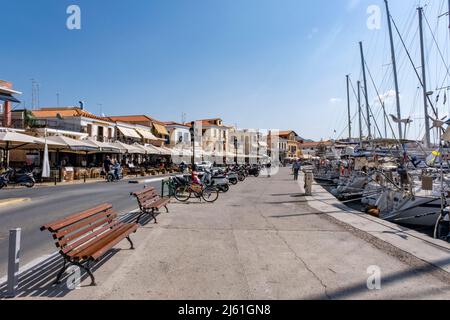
[0, 168, 35, 189]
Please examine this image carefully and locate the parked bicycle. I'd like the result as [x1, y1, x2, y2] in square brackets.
[171, 176, 219, 203]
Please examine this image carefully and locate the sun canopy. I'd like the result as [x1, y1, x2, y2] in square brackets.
[117, 126, 141, 139]
[0, 93, 20, 103]
[152, 123, 169, 136]
[0, 131, 39, 148]
[47, 135, 99, 152]
[135, 128, 159, 141]
[142, 144, 163, 155]
[83, 139, 121, 153]
[112, 141, 145, 154]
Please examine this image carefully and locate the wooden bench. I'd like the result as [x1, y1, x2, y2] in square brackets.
[131, 187, 170, 224]
[40, 203, 139, 286]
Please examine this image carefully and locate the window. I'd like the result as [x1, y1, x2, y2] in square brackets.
[98, 126, 104, 141]
[87, 124, 92, 136]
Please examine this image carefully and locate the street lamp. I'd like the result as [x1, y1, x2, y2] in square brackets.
[190, 122, 195, 170]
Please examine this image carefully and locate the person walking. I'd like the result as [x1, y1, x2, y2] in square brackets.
[293, 160, 301, 181]
[103, 156, 112, 176]
[266, 160, 272, 178]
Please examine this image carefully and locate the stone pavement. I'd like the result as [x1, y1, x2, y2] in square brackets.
[56, 168, 450, 299]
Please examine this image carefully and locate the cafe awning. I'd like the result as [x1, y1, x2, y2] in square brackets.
[156, 146, 173, 155]
[141, 144, 162, 155]
[112, 141, 145, 154]
[135, 128, 160, 141]
[84, 139, 121, 153]
[0, 131, 40, 149]
[152, 123, 169, 136]
[47, 135, 99, 152]
[117, 126, 141, 139]
[0, 93, 21, 103]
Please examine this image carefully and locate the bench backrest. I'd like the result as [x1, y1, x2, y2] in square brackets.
[40, 203, 117, 255]
[131, 187, 160, 207]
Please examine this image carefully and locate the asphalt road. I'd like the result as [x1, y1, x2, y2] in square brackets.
[0, 178, 162, 277]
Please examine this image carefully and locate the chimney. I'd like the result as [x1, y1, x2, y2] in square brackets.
[79, 101, 84, 110]
[0, 81, 13, 128]
[3, 101, 11, 128]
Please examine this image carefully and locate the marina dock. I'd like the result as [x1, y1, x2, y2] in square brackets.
[4, 168, 450, 300]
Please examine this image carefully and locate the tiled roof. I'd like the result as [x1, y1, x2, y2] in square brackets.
[32, 107, 107, 121]
[163, 121, 190, 127]
[106, 115, 166, 126]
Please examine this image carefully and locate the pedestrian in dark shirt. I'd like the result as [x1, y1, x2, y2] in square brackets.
[103, 156, 112, 174]
[293, 160, 301, 181]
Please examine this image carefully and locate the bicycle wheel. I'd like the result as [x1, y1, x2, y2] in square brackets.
[202, 187, 219, 203]
[174, 185, 191, 202]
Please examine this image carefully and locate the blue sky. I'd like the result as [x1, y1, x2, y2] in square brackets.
[2, 0, 449, 140]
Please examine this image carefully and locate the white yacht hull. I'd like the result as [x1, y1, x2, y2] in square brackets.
[382, 196, 442, 227]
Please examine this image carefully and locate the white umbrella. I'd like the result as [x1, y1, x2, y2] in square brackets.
[42, 132, 50, 178]
[47, 135, 99, 152]
[0, 131, 44, 166]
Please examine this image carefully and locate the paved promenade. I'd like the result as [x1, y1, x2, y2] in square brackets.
[57, 167, 450, 300]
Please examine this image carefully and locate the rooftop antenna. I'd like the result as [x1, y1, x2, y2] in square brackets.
[97, 103, 103, 116]
[30, 79, 35, 110]
[181, 112, 187, 124]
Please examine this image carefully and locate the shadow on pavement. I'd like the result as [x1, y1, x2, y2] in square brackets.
[0, 210, 161, 299]
[303, 256, 450, 300]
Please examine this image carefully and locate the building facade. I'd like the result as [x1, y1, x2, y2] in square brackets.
[32, 107, 117, 142]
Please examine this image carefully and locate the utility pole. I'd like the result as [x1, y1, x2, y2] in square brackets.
[359, 41, 372, 140]
[358, 80, 363, 148]
[384, 0, 403, 141]
[346, 75, 352, 141]
[418, 7, 431, 148]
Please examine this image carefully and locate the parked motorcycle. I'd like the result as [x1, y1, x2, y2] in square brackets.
[0, 168, 35, 189]
[226, 171, 239, 185]
[247, 165, 261, 177]
[202, 170, 230, 193]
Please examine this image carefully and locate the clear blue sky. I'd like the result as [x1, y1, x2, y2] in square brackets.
[2, 0, 449, 141]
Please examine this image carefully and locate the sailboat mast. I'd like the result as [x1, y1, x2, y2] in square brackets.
[346, 75, 352, 141]
[358, 80, 363, 148]
[418, 7, 431, 148]
[359, 41, 372, 140]
[384, 0, 403, 140]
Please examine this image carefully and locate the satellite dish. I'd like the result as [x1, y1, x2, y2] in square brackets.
[56, 113, 63, 120]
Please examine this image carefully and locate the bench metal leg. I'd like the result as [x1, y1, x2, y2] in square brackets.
[164, 205, 169, 213]
[72, 261, 96, 286]
[126, 236, 135, 250]
[151, 209, 158, 224]
[55, 258, 68, 285]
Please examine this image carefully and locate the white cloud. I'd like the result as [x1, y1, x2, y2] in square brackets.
[329, 98, 343, 104]
[374, 89, 399, 104]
